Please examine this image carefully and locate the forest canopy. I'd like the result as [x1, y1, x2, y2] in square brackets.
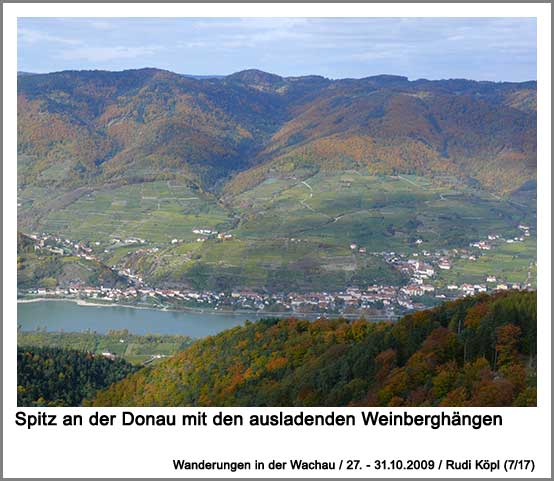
[87, 290, 536, 407]
[17, 346, 138, 406]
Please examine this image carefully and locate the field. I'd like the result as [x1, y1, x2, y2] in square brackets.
[17, 330, 192, 365]
[436, 239, 537, 287]
[18, 181, 235, 244]
[18, 171, 536, 293]
[232, 171, 535, 251]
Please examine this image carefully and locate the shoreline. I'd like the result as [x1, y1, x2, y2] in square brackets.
[18, 297, 165, 311]
[17, 296, 378, 320]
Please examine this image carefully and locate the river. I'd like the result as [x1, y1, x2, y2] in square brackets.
[17, 300, 272, 338]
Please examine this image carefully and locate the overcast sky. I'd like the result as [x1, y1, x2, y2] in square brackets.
[18, 17, 536, 81]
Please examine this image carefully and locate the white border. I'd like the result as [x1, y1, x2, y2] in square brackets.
[3, 4, 551, 479]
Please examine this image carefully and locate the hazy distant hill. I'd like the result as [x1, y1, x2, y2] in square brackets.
[17, 71, 38, 77]
[88, 290, 537, 407]
[18, 68, 536, 196]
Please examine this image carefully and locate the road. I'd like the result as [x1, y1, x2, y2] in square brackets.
[299, 181, 315, 211]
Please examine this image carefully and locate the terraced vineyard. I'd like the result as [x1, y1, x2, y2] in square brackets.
[436, 239, 537, 288]
[18, 170, 537, 293]
[17, 68, 537, 296]
[18, 181, 234, 244]
[231, 172, 535, 251]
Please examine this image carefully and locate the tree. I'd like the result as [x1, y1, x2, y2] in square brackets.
[495, 323, 521, 368]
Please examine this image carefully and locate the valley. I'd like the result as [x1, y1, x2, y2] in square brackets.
[17, 68, 537, 318]
[18, 171, 536, 318]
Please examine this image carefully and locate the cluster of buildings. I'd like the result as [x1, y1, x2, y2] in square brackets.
[191, 228, 233, 243]
[22, 276, 531, 317]
[23, 224, 535, 316]
[108, 236, 147, 247]
[27, 233, 98, 260]
[20, 284, 401, 314]
[21, 273, 530, 317]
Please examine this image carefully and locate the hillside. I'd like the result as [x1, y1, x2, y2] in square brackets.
[225, 76, 536, 197]
[88, 290, 536, 407]
[17, 69, 537, 296]
[18, 68, 536, 202]
[17, 232, 126, 290]
[17, 330, 193, 366]
[17, 171, 536, 295]
[17, 346, 138, 406]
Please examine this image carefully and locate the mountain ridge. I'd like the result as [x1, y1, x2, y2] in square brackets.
[18, 66, 538, 84]
[18, 67, 536, 201]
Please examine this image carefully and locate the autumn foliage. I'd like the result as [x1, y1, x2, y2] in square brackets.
[88, 290, 536, 407]
[18, 69, 535, 197]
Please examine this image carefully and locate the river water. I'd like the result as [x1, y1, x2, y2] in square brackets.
[17, 300, 272, 338]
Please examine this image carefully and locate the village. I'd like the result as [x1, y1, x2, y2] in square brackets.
[20, 224, 534, 317]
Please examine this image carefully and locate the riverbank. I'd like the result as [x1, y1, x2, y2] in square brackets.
[17, 298, 318, 338]
[18, 297, 163, 311]
[17, 296, 384, 320]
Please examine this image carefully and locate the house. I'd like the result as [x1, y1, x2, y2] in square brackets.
[337, 294, 355, 301]
[402, 285, 422, 296]
[398, 299, 414, 309]
[472, 241, 491, 250]
[414, 261, 435, 276]
[438, 259, 451, 270]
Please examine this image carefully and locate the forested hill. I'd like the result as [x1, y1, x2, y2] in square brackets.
[88, 290, 536, 407]
[18, 346, 137, 406]
[18, 68, 536, 196]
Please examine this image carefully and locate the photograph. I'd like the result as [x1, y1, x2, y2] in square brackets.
[16, 16, 537, 408]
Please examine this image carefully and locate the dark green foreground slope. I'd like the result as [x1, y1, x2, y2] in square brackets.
[88, 290, 536, 407]
[18, 346, 138, 406]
